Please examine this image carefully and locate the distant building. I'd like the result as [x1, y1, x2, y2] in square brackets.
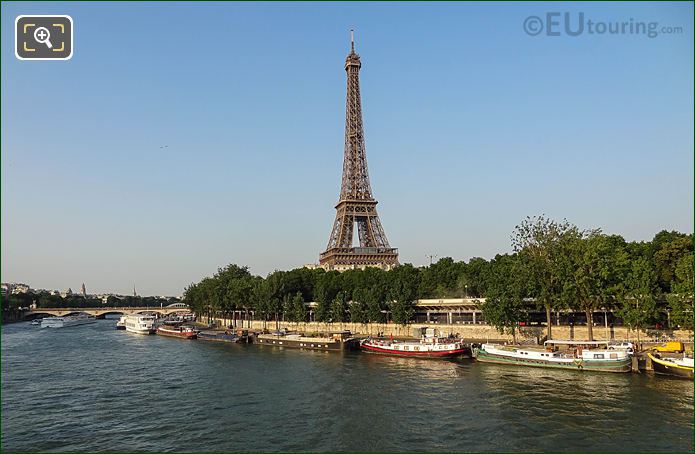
[81, 283, 87, 298]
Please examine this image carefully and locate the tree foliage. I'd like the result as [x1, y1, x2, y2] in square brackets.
[173, 218, 691, 336]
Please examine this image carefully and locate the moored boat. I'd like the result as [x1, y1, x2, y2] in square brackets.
[361, 328, 471, 358]
[30, 319, 41, 326]
[255, 330, 359, 351]
[40, 314, 97, 329]
[474, 341, 632, 373]
[115, 315, 127, 330]
[198, 329, 240, 343]
[647, 353, 694, 379]
[156, 325, 197, 339]
[125, 314, 156, 335]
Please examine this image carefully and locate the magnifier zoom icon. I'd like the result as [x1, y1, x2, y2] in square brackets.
[33, 27, 53, 49]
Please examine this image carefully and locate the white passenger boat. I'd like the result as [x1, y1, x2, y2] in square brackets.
[115, 316, 127, 330]
[474, 341, 632, 373]
[40, 314, 97, 329]
[124, 314, 156, 335]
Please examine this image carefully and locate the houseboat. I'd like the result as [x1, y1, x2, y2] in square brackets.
[474, 341, 632, 373]
[124, 314, 156, 335]
[115, 316, 126, 330]
[360, 328, 471, 358]
[255, 330, 359, 351]
[197, 329, 246, 343]
[156, 325, 197, 339]
[647, 353, 694, 379]
[40, 314, 97, 329]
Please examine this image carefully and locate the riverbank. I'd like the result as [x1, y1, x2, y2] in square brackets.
[208, 317, 694, 344]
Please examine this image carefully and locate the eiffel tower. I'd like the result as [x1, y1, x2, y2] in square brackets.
[319, 31, 399, 271]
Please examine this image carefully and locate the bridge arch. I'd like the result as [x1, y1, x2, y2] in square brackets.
[23, 311, 55, 320]
[95, 311, 126, 319]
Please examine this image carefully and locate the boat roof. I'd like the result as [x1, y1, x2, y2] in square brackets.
[544, 340, 609, 346]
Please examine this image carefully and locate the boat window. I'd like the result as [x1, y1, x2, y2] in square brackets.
[593, 354, 604, 359]
[404, 346, 409, 351]
[610, 353, 618, 359]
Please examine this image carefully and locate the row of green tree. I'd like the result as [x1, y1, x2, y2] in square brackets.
[182, 216, 693, 339]
[480, 217, 693, 341]
[182, 263, 421, 328]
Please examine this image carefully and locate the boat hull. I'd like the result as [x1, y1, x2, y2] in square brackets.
[361, 343, 471, 358]
[648, 354, 694, 379]
[40, 316, 97, 329]
[156, 328, 197, 339]
[198, 331, 240, 343]
[125, 327, 155, 335]
[475, 348, 632, 373]
[255, 335, 359, 351]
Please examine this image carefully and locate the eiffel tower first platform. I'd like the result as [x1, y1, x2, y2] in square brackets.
[318, 32, 399, 271]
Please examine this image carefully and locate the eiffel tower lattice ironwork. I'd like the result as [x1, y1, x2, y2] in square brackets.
[319, 32, 399, 270]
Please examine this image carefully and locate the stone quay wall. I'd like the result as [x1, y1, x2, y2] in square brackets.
[209, 317, 693, 344]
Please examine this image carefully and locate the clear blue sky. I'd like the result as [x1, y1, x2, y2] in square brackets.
[2, 2, 693, 296]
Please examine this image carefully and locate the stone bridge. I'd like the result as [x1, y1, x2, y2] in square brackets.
[24, 307, 189, 319]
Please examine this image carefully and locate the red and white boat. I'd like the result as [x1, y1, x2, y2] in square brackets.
[361, 328, 471, 358]
[156, 325, 197, 339]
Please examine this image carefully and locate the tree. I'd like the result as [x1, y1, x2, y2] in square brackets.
[388, 264, 419, 326]
[365, 287, 386, 325]
[314, 271, 340, 323]
[290, 292, 306, 325]
[480, 254, 528, 342]
[265, 271, 286, 331]
[464, 257, 489, 298]
[349, 288, 369, 324]
[652, 235, 693, 292]
[330, 291, 348, 324]
[666, 253, 694, 331]
[251, 279, 272, 329]
[562, 233, 629, 340]
[617, 256, 660, 341]
[512, 215, 578, 339]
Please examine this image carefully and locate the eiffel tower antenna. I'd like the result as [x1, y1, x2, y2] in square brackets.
[319, 32, 398, 271]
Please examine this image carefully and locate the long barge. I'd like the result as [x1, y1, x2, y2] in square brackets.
[198, 329, 250, 343]
[255, 330, 359, 351]
[474, 342, 632, 373]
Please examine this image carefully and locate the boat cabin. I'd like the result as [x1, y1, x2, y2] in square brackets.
[329, 330, 353, 341]
[544, 340, 612, 351]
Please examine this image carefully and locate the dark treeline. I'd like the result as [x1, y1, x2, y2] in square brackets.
[182, 216, 693, 340]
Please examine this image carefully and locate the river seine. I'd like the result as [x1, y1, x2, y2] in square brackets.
[1, 320, 693, 452]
